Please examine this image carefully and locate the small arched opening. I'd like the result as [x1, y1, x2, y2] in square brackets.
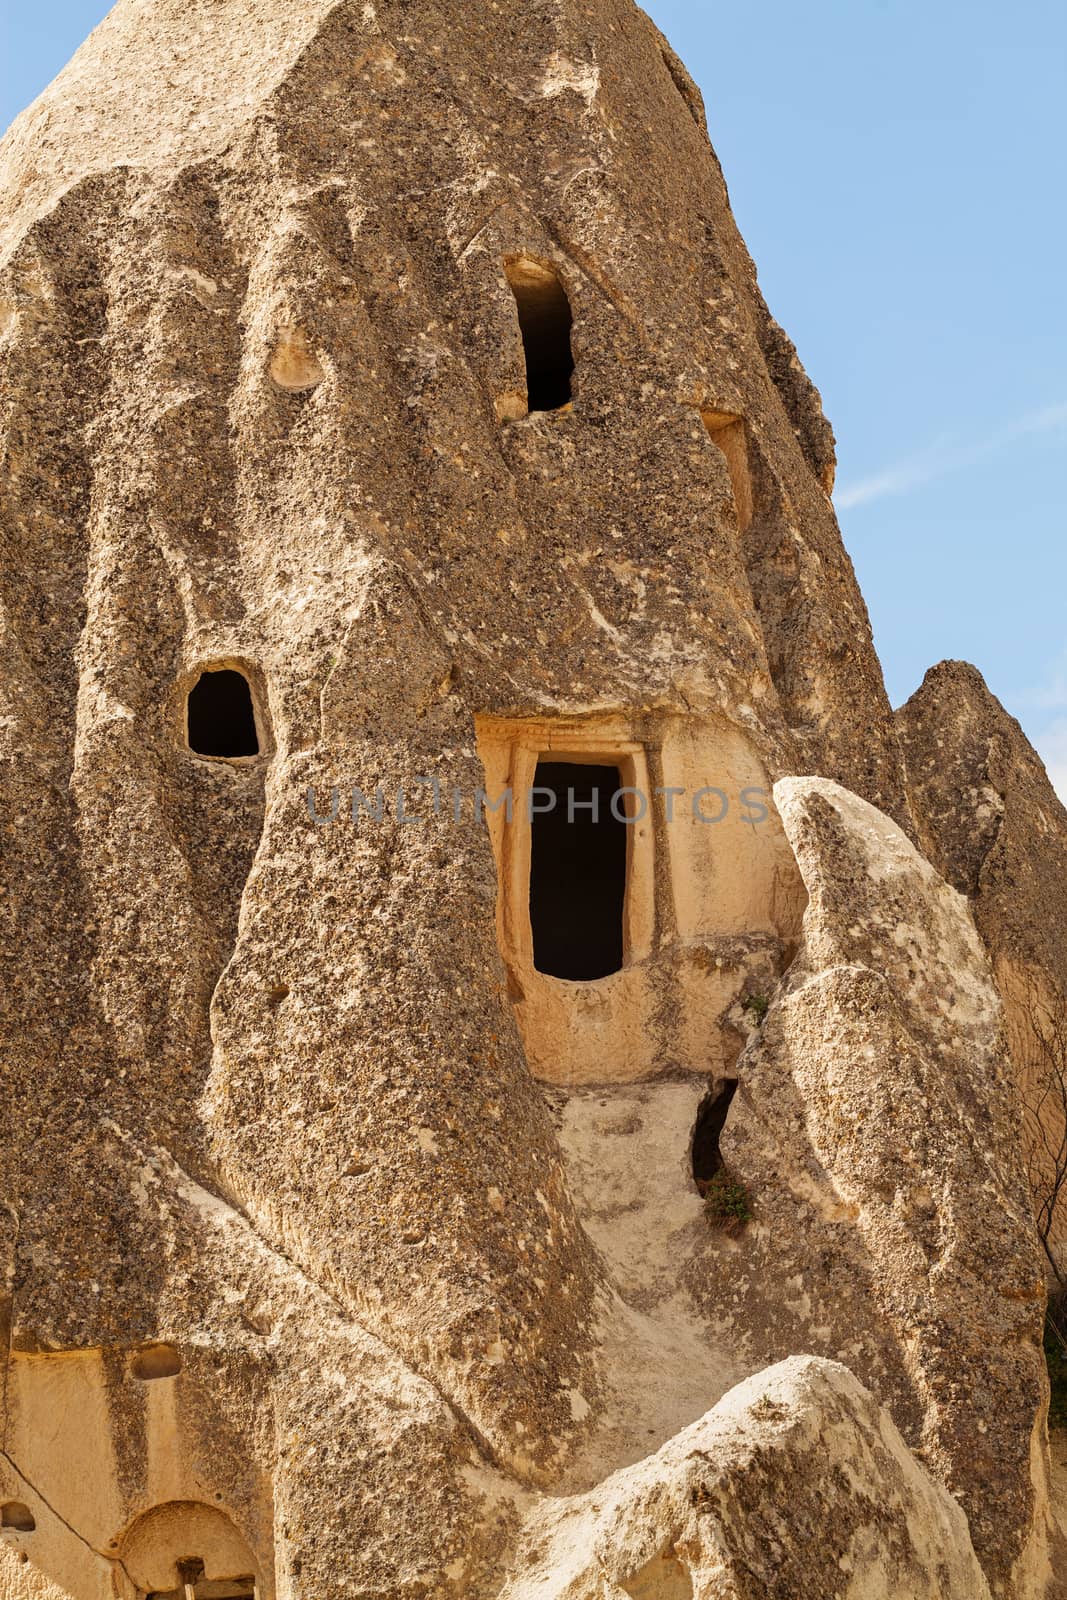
[130, 1343, 182, 1381]
[187, 669, 259, 760]
[118, 1501, 261, 1600]
[1, 1502, 36, 1532]
[505, 258, 575, 413]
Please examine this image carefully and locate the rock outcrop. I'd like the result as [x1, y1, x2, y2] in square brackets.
[898, 662, 1067, 1004]
[0, 0, 904, 1481]
[502, 1356, 993, 1600]
[899, 662, 1067, 1272]
[0, 1, 1060, 1597]
[699, 777, 1049, 1597]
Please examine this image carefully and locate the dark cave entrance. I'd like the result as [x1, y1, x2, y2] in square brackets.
[506, 259, 575, 412]
[187, 669, 259, 759]
[529, 761, 626, 981]
[691, 1079, 738, 1190]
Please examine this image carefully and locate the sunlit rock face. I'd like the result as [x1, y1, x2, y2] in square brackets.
[0, 2, 1054, 1598]
[898, 662, 1067, 1247]
[707, 778, 1049, 1597]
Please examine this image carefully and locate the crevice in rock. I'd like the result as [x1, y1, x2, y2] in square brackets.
[158, 1146, 512, 1484]
[691, 1079, 738, 1190]
[658, 42, 707, 135]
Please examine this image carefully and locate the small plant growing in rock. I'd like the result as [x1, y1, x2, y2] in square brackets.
[702, 1170, 753, 1233]
[742, 993, 770, 1025]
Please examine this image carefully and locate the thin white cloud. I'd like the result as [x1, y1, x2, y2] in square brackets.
[1036, 719, 1067, 806]
[1029, 672, 1067, 712]
[1017, 649, 1067, 714]
[836, 401, 1067, 511]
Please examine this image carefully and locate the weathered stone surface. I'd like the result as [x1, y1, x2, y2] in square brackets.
[0, 1148, 524, 1599]
[501, 1356, 993, 1600]
[0, 0, 906, 1473]
[898, 664, 1067, 1264]
[897, 661, 1067, 1002]
[0, 1, 1058, 1597]
[695, 777, 1050, 1597]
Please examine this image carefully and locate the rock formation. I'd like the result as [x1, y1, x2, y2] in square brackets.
[0, 1, 1061, 1597]
[899, 664, 1067, 1275]
[712, 777, 1048, 1595]
[503, 1357, 995, 1600]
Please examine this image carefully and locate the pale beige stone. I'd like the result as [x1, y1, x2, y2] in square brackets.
[0, 0, 1059, 1596]
[268, 326, 325, 392]
[500, 1357, 993, 1600]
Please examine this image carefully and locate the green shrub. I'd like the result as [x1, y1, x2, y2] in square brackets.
[703, 1170, 753, 1232]
[742, 993, 770, 1024]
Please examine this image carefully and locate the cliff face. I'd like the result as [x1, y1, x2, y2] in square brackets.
[0, 4, 1057, 1599]
[716, 778, 1048, 1594]
[899, 663, 1067, 1282]
[898, 662, 1067, 1003]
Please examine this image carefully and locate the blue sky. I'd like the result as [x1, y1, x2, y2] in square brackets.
[3, 0, 1065, 796]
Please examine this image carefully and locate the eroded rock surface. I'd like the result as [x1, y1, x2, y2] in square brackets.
[899, 662, 1067, 1260]
[501, 1356, 993, 1600]
[700, 778, 1050, 1596]
[0, 0, 1059, 1596]
[898, 661, 1067, 1000]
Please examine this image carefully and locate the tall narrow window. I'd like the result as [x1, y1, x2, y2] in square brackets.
[187, 669, 259, 759]
[506, 258, 574, 412]
[529, 762, 626, 981]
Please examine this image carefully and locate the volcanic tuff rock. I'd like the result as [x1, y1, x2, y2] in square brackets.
[0, 0, 1063, 1597]
[700, 777, 1050, 1597]
[501, 1356, 994, 1600]
[899, 663, 1067, 1273]
[898, 661, 1067, 1003]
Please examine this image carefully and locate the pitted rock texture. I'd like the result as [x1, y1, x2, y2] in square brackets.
[0, 1, 1060, 1597]
[899, 662, 1067, 1275]
[898, 661, 1067, 991]
[698, 778, 1049, 1597]
[0, 0, 908, 1470]
[0, 1146, 522, 1600]
[500, 1356, 993, 1600]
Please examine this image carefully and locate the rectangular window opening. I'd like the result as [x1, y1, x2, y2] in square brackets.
[187, 668, 259, 759]
[529, 761, 627, 981]
[505, 258, 574, 413]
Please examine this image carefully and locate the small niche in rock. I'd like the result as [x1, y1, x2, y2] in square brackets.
[700, 410, 753, 533]
[691, 1079, 738, 1191]
[1, 1503, 35, 1533]
[505, 257, 575, 412]
[622, 1547, 693, 1600]
[187, 669, 259, 759]
[130, 1343, 183, 1381]
[270, 324, 325, 392]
